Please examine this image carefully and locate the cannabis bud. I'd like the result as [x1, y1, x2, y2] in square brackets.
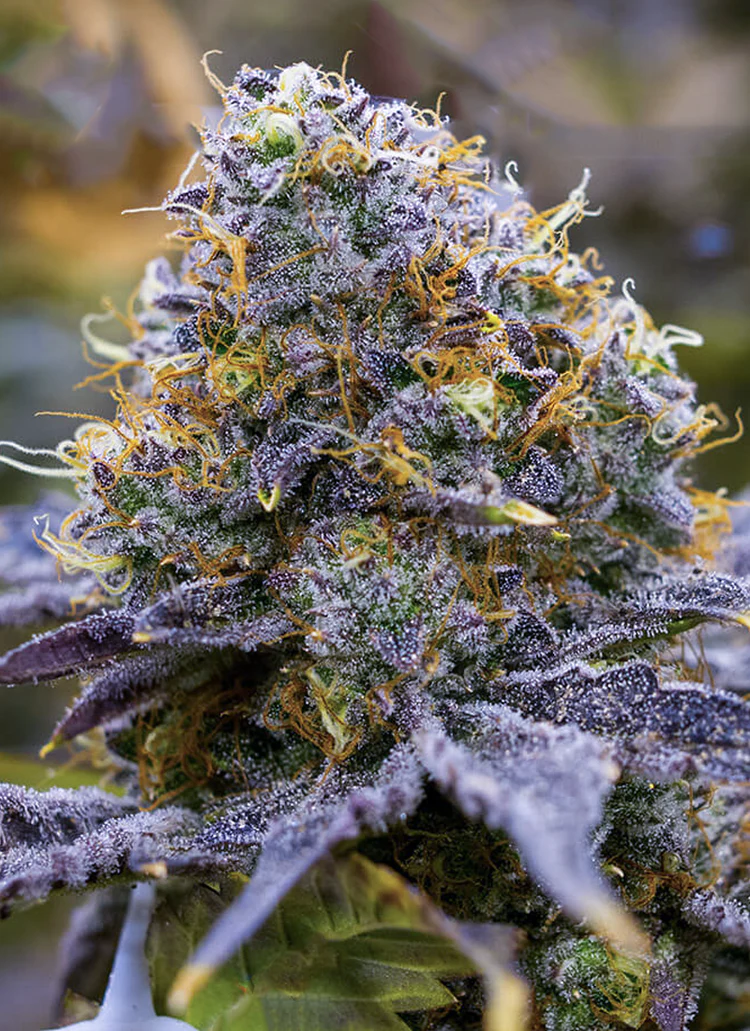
[1, 60, 749, 1030]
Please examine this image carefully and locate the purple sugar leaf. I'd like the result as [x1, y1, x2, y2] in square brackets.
[648, 938, 709, 1031]
[0, 783, 129, 849]
[0, 609, 136, 685]
[556, 574, 750, 666]
[51, 646, 200, 742]
[502, 610, 560, 670]
[131, 581, 294, 652]
[503, 662, 750, 773]
[415, 709, 647, 952]
[612, 738, 699, 782]
[132, 581, 247, 637]
[683, 890, 750, 948]
[131, 617, 293, 653]
[559, 615, 674, 662]
[52, 615, 284, 743]
[505, 663, 750, 746]
[370, 617, 426, 672]
[0, 806, 200, 909]
[0, 580, 94, 628]
[646, 573, 750, 623]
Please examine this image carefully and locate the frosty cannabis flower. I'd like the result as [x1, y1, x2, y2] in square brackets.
[1, 60, 750, 1030]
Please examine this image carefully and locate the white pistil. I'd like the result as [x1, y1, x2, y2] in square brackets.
[0, 441, 77, 480]
[40, 883, 195, 1030]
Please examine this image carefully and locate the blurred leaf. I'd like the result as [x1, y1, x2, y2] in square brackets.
[61, 0, 122, 58]
[0, 0, 65, 66]
[9, 150, 191, 300]
[122, 0, 212, 137]
[0, 76, 69, 154]
[148, 855, 475, 1030]
[0, 749, 118, 790]
[63, 0, 210, 133]
[445, 924, 530, 1031]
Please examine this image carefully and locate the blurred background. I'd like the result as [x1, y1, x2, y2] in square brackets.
[1, 0, 749, 1025]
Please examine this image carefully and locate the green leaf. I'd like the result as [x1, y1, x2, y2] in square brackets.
[148, 855, 475, 1031]
[478, 499, 557, 527]
[214, 994, 410, 1031]
[257, 946, 456, 1008]
[149, 879, 248, 1027]
[0, 750, 122, 792]
[341, 928, 478, 972]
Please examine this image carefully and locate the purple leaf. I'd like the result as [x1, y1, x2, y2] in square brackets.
[502, 662, 750, 777]
[0, 782, 129, 849]
[0, 609, 136, 684]
[415, 708, 646, 951]
[0, 580, 94, 628]
[0, 806, 200, 909]
[683, 890, 750, 948]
